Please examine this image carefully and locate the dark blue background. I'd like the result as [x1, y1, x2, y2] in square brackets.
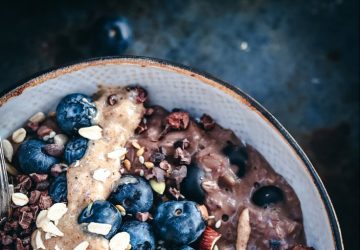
[0, 1, 358, 248]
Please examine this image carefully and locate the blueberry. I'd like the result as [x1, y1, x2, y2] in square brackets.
[64, 137, 88, 164]
[49, 173, 67, 203]
[251, 186, 284, 208]
[223, 144, 248, 177]
[121, 220, 155, 250]
[17, 139, 60, 174]
[181, 165, 205, 203]
[109, 175, 153, 214]
[177, 246, 194, 250]
[93, 16, 132, 56]
[269, 239, 282, 249]
[78, 200, 122, 239]
[56, 93, 97, 135]
[153, 201, 206, 246]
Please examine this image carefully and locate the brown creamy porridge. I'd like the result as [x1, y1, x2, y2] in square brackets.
[0, 86, 314, 250]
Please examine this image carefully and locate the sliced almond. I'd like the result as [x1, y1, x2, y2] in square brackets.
[138, 156, 145, 164]
[87, 222, 112, 236]
[2, 139, 13, 162]
[54, 134, 69, 146]
[93, 168, 111, 182]
[107, 148, 127, 160]
[115, 205, 126, 216]
[74, 241, 89, 250]
[47, 203, 68, 221]
[149, 180, 166, 195]
[36, 210, 50, 228]
[42, 221, 64, 236]
[236, 208, 251, 250]
[35, 230, 46, 250]
[12, 128, 27, 143]
[109, 232, 131, 250]
[12, 192, 29, 206]
[29, 112, 46, 123]
[45, 232, 54, 240]
[78, 125, 102, 140]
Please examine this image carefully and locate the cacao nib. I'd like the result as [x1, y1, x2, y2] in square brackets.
[29, 173, 48, 183]
[169, 187, 184, 200]
[50, 163, 68, 177]
[152, 167, 166, 182]
[35, 181, 50, 191]
[43, 144, 64, 157]
[170, 165, 187, 188]
[165, 111, 190, 130]
[173, 138, 190, 150]
[200, 114, 216, 130]
[150, 152, 166, 165]
[18, 212, 33, 230]
[38, 195, 52, 210]
[174, 147, 191, 165]
[1, 234, 13, 245]
[135, 118, 148, 134]
[29, 191, 41, 205]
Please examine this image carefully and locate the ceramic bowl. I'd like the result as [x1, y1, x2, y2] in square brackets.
[0, 56, 343, 249]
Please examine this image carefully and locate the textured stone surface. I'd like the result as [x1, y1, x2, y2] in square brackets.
[0, 0, 358, 249]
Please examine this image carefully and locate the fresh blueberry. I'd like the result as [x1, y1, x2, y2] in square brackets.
[78, 200, 122, 239]
[56, 93, 97, 135]
[177, 246, 194, 250]
[121, 220, 155, 250]
[93, 16, 132, 55]
[49, 173, 67, 203]
[181, 165, 205, 203]
[17, 139, 60, 174]
[64, 137, 88, 164]
[109, 175, 153, 214]
[153, 201, 206, 246]
[223, 144, 248, 177]
[251, 186, 284, 208]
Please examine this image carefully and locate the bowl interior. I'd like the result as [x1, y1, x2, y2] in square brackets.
[0, 58, 337, 249]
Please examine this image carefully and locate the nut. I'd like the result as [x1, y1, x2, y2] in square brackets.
[87, 222, 112, 235]
[199, 226, 222, 250]
[107, 147, 127, 160]
[93, 168, 111, 182]
[36, 210, 50, 228]
[144, 161, 154, 169]
[109, 232, 131, 250]
[136, 147, 145, 156]
[6, 162, 19, 176]
[149, 180, 166, 194]
[35, 230, 46, 250]
[236, 208, 251, 250]
[29, 112, 46, 123]
[79, 125, 103, 140]
[131, 140, 141, 149]
[47, 203, 68, 221]
[12, 128, 27, 143]
[2, 139, 13, 162]
[42, 220, 64, 236]
[54, 134, 69, 146]
[215, 220, 222, 229]
[115, 205, 126, 216]
[11, 192, 29, 206]
[74, 241, 90, 250]
[123, 159, 131, 171]
[197, 205, 209, 220]
[138, 156, 145, 164]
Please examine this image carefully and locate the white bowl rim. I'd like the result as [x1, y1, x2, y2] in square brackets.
[0, 55, 343, 249]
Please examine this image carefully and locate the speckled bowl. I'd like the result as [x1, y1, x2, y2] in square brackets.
[0, 56, 343, 249]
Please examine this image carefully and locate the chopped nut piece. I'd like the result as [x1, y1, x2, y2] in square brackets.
[47, 203, 68, 221]
[87, 222, 112, 235]
[236, 208, 251, 250]
[36, 210, 49, 228]
[42, 220, 64, 236]
[29, 112, 46, 123]
[109, 232, 131, 250]
[78, 125, 103, 140]
[93, 168, 111, 182]
[149, 180, 166, 194]
[136, 147, 145, 156]
[169, 187, 184, 200]
[12, 128, 27, 143]
[2, 139, 13, 162]
[200, 114, 216, 130]
[74, 241, 90, 250]
[6, 162, 19, 175]
[123, 159, 131, 171]
[139, 156, 145, 164]
[35, 230, 46, 250]
[12, 193, 29, 206]
[116, 205, 127, 216]
[107, 148, 128, 160]
[54, 134, 69, 146]
[197, 205, 209, 220]
[144, 161, 155, 169]
[165, 111, 190, 130]
[131, 141, 141, 149]
[215, 219, 222, 229]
